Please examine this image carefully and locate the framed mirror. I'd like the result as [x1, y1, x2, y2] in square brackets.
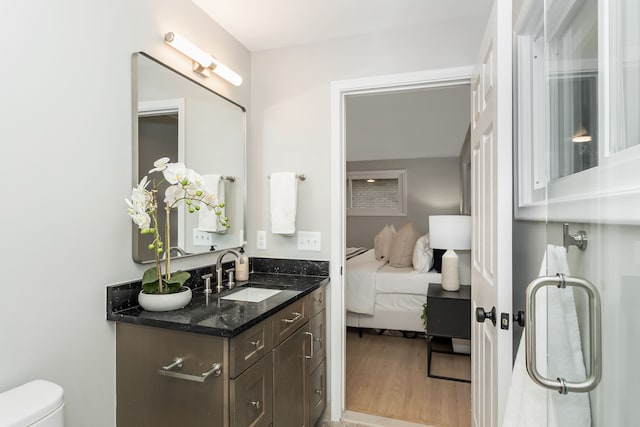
[132, 52, 246, 263]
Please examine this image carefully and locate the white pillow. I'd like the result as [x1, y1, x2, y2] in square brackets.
[389, 222, 420, 268]
[412, 233, 434, 273]
[374, 224, 396, 260]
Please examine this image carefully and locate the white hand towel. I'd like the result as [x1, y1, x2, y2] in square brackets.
[270, 172, 297, 235]
[503, 245, 591, 427]
[198, 174, 227, 233]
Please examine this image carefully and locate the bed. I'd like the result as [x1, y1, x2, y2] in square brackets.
[345, 248, 442, 333]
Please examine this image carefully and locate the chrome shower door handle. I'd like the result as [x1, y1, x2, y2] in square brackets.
[525, 275, 602, 394]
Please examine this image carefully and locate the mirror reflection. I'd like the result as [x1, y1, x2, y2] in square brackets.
[132, 52, 246, 263]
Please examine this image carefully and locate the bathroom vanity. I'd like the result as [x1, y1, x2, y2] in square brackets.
[108, 267, 328, 427]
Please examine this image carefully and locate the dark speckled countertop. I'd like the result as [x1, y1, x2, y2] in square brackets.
[107, 258, 329, 338]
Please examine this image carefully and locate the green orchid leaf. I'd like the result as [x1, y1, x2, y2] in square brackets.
[165, 271, 191, 286]
[142, 267, 159, 286]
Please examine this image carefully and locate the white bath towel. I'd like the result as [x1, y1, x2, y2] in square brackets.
[503, 245, 591, 427]
[270, 172, 297, 235]
[198, 174, 227, 233]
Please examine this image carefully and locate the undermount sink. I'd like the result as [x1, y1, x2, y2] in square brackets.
[221, 287, 282, 303]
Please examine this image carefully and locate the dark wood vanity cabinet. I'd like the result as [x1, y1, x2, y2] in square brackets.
[116, 285, 327, 427]
[272, 285, 327, 427]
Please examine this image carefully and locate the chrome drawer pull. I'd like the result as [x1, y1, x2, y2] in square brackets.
[250, 400, 262, 410]
[281, 311, 302, 323]
[158, 357, 222, 382]
[303, 331, 314, 359]
[251, 339, 261, 347]
[525, 275, 602, 394]
[314, 389, 322, 396]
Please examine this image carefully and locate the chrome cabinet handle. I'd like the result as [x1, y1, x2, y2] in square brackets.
[281, 311, 302, 323]
[158, 357, 222, 382]
[303, 331, 314, 359]
[525, 275, 602, 394]
[250, 400, 261, 410]
[251, 339, 261, 348]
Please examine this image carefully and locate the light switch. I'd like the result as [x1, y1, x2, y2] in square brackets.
[297, 231, 321, 251]
[256, 230, 267, 250]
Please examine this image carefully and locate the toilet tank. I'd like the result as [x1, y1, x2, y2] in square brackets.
[0, 380, 64, 427]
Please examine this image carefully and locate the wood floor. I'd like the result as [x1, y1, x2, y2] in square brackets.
[345, 328, 471, 427]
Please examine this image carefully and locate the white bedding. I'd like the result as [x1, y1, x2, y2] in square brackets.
[345, 249, 387, 315]
[345, 248, 442, 323]
[375, 265, 441, 295]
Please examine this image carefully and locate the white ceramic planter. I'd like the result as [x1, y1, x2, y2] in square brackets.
[138, 286, 192, 312]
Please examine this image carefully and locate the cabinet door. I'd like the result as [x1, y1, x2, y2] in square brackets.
[308, 360, 326, 427]
[308, 310, 325, 372]
[116, 323, 226, 427]
[230, 353, 273, 427]
[273, 325, 309, 427]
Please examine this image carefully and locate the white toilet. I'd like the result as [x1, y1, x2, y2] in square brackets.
[0, 380, 64, 427]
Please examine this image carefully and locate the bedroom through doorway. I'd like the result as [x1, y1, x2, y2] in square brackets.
[342, 80, 473, 426]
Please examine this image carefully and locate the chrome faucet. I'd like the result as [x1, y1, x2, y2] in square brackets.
[215, 249, 245, 292]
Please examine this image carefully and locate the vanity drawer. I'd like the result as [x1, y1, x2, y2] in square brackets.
[308, 311, 325, 372]
[272, 297, 307, 345]
[308, 285, 325, 318]
[308, 359, 327, 427]
[229, 317, 273, 378]
[116, 323, 226, 427]
[230, 352, 273, 427]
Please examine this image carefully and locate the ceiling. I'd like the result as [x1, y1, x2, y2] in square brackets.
[192, 0, 492, 52]
[346, 86, 471, 161]
[191, 0, 482, 161]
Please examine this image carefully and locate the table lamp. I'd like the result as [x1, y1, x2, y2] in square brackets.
[429, 215, 471, 291]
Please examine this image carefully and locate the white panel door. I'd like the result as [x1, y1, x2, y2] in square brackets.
[471, 2, 513, 427]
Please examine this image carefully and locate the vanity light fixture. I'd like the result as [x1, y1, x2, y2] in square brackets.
[164, 32, 243, 86]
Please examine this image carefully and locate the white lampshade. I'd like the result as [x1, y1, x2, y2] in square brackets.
[429, 215, 471, 292]
[429, 215, 471, 250]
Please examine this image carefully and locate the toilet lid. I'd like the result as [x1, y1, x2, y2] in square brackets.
[0, 380, 64, 427]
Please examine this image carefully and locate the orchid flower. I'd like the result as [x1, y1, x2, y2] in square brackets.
[126, 157, 230, 294]
[148, 157, 170, 173]
[162, 162, 187, 185]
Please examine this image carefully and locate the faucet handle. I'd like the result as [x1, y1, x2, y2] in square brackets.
[226, 268, 235, 289]
[201, 273, 213, 294]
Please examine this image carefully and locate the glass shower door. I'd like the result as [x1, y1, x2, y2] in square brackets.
[534, 0, 640, 425]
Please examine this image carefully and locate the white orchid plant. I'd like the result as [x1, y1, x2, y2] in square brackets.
[126, 157, 229, 294]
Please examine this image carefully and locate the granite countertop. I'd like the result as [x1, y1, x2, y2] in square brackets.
[107, 271, 329, 338]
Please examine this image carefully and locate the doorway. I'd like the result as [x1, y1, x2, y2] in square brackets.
[329, 67, 474, 424]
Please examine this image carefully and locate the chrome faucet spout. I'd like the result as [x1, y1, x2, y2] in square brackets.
[215, 249, 244, 292]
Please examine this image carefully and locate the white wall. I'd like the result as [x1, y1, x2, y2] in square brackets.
[0, 1, 249, 426]
[249, 16, 486, 260]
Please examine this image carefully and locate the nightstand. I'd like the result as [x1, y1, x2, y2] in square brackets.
[426, 283, 471, 382]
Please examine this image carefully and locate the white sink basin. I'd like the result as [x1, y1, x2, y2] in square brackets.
[221, 287, 282, 303]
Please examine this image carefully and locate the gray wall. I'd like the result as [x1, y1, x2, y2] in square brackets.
[0, 1, 250, 426]
[346, 157, 461, 248]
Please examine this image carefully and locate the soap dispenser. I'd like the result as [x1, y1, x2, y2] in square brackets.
[235, 247, 249, 281]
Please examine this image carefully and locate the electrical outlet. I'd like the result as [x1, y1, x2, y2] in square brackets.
[257, 230, 267, 250]
[193, 229, 214, 247]
[297, 231, 321, 251]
